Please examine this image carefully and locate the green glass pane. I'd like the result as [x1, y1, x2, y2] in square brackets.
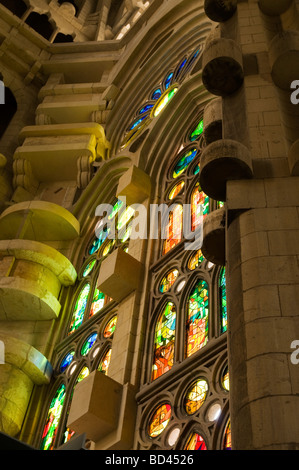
[190, 119, 204, 142]
[40, 384, 66, 450]
[82, 259, 96, 277]
[186, 280, 209, 357]
[152, 302, 176, 381]
[81, 333, 97, 356]
[69, 284, 90, 334]
[153, 87, 178, 117]
[173, 148, 197, 178]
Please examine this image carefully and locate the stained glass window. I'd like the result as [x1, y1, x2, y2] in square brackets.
[82, 259, 96, 277]
[60, 351, 75, 373]
[172, 148, 197, 179]
[153, 87, 178, 117]
[164, 72, 173, 89]
[81, 333, 97, 356]
[121, 48, 201, 150]
[189, 119, 204, 142]
[89, 288, 108, 318]
[76, 366, 89, 382]
[191, 183, 209, 231]
[98, 348, 112, 375]
[219, 267, 227, 334]
[184, 433, 207, 450]
[159, 269, 179, 293]
[152, 302, 176, 381]
[168, 181, 185, 200]
[222, 365, 229, 391]
[184, 379, 209, 415]
[148, 404, 172, 438]
[103, 316, 117, 338]
[223, 420, 231, 450]
[117, 206, 135, 231]
[40, 384, 66, 450]
[101, 239, 115, 257]
[68, 283, 91, 334]
[188, 250, 204, 270]
[162, 204, 183, 255]
[186, 280, 209, 358]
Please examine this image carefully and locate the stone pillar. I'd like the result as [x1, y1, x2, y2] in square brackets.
[226, 200, 299, 450]
[0, 335, 52, 437]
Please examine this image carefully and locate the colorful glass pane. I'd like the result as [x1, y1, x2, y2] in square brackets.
[184, 379, 209, 415]
[184, 433, 207, 450]
[148, 404, 172, 438]
[152, 88, 162, 100]
[76, 366, 89, 383]
[190, 119, 204, 142]
[153, 87, 178, 117]
[191, 183, 209, 231]
[165, 72, 173, 89]
[188, 250, 204, 270]
[60, 351, 75, 373]
[88, 236, 103, 255]
[193, 162, 200, 175]
[222, 366, 229, 391]
[81, 332, 97, 356]
[108, 200, 124, 220]
[40, 384, 66, 450]
[186, 280, 209, 358]
[69, 283, 90, 334]
[117, 206, 135, 231]
[172, 148, 197, 178]
[175, 58, 187, 79]
[159, 269, 179, 293]
[82, 259, 96, 277]
[162, 204, 183, 255]
[89, 288, 107, 318]
[219, 267, 227, 334]
[128, 114, 149, 131]
[102, 239, 115, 257]
[139, 104, 154, 114]
[98, 348, 112, 375]
[152, 302, 176, 381]
[103, 315, 117, 338]
[223, 420, 232, 450]
[168, 181, 185, 200]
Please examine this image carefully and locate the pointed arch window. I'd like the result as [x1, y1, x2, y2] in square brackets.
[191, 182, 209, 231]
[219, 267, 227, 334]
[68, 283, 91, 334]
[185, 280, 209, 358]
[184, 433, 207, 450]
[40, 384, 66, 450]
[162, 204, 183, 255]
[121, 46, 202, 150]
[152, 302, 176, 381]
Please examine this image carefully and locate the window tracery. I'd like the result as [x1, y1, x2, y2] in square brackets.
[39, 198, 133, 449]
[136, 112, 229, 450]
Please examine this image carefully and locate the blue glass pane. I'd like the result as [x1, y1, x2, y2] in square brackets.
[165, 72, 173, 89]
[60, 351, 75, 372]
[128, 114, 149, 131]
[139, 104, 154, 114]
[152, 88, 162, 100]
